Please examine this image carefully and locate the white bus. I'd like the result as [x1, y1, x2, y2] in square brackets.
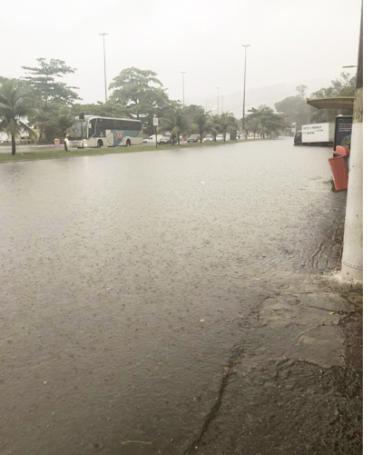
[66, 115, 142, 148]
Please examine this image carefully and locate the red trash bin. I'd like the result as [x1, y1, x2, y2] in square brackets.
[328, 155, 348, 191]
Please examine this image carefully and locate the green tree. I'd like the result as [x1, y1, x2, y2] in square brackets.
[275, 73, 356, 127]
[0, 79, 33, 155]
[72, 101, 130, 119]
[109, 67, 170, 126]
[213, 112, 237, 141]
[34, 104, 74, 143]
[275, 89, 313, 128]
[311, 72, 356, 99]
[208, 115, 221, 141]
[184, 105, 210, 142]
[22, 58, 80, 143]
[245, 116, 261, 139]
[247, 106, 287, 139]
[160, 101, 188, 144]
[309, 72, 355, 122]
[23, 58, 79, 105]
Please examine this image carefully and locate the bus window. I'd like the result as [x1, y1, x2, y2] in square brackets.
[88, 119, 96, 138]
[95, 119, 106, 137]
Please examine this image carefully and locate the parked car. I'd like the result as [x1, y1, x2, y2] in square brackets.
[159, 135, 171, 144]
[142, 135, 156, 144]
[203, 135, 214, 143]
[187, 134, 200, 143]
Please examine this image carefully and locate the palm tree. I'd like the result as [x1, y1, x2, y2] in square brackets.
[208, 115, 221, 141]
[184, 105, 210, 143]
[214, 112, 237, 141]
[160, 101, 188, 145]
[193, 109, 210, 143]
[0, 79, 32, 155]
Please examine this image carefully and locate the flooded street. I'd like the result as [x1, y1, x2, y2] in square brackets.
[0, 139, 361, 454]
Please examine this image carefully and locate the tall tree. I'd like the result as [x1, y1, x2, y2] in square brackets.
[208, 115, 221, 141]
[275, 94, 313, 128]
[0, 79, 33, 155]
[22, 59, 80, 143]
[160, 101, 188, 145]
[22, 58, 79, 106]
[214, 112, 237, 141]
[109, 67, 170, 126]
[246, 106, 287, 139]
[184, 105, 210, 143]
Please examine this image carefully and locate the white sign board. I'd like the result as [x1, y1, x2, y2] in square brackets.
[302, 123, 330, 143]
[153, 116, 159, 127]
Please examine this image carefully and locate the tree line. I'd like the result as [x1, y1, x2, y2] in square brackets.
[4, 57, 353, 155]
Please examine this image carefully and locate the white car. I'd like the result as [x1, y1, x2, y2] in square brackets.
[216, 133, 230, 141]
[159, 135, 172, 144]
[142, 135, 156, 144]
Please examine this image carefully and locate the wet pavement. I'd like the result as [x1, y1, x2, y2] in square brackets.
[0, 139, 362, 454]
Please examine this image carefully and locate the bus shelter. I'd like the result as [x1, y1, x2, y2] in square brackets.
[306, 97, 355, 191]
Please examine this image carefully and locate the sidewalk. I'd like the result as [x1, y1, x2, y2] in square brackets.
[185, 273, 362, 454]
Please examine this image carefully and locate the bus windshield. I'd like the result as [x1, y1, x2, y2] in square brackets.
[67, 121, 87, 140]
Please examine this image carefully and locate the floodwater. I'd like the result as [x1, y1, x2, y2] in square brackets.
[0, 139, 361, 454]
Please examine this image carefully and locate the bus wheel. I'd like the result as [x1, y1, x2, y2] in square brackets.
[97, 140, 103, 148]
[126, 139, 131, 147]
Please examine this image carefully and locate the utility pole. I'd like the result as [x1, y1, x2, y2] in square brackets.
[99, 32, 108, 102]
[242, 44, 250, 138]
[341, 7, 363, 283]
[181, 72, 186, 106]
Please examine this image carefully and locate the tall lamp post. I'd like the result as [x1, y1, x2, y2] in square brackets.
[99, 32, 108, 102]
[181, 72, 186, 106]
[242, 44, 250, 138]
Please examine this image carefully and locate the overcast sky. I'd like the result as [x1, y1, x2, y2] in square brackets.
[1, 0, 362, 111]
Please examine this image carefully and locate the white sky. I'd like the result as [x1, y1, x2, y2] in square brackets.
[0, 0, 362, 110]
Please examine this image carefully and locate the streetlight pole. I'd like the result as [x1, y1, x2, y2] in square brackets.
[99, 32, 108, 102]
[181, 72, 186, 106]
[216, 86, 220, 115]
[242, 44, 250, 138]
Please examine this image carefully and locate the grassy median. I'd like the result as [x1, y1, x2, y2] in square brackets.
[0, 141, 242, 164]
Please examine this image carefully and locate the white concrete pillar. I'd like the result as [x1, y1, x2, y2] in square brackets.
[341, 11, 363, 283]
[341, 89, 363, 283]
